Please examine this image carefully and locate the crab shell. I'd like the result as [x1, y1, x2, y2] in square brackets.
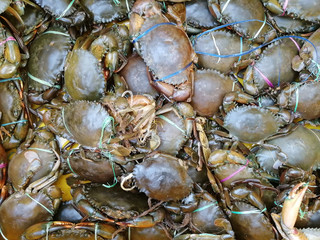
[64, 49, 105, 101]
[138, 14, 196, 85]
[257, 125, 320, 176]
[33, 0, 79, 20]
[0, 186, 61, 240]
[0, 0, 10, 15]
[278, 0, 320, 23]
[133, 153, 193, 201]
[229, 201, 276, 240]
[191, 69, 240, 117]
[27, 26, 72, 92]
[128, 225, 171, 240]
[80, 0, 133, 23]
[278, 81, 320, 120]
[8, 141, 57, 190]
[224, 106, 280, 143]
[208, 0, 275, 43]
[194, 31, 250, 73]
[246, 39, 299, 93]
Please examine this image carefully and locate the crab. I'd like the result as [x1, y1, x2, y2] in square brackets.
[72, 183, 165, 227]
[8, 128, 62, 192]
[64, 24, 130, 101]
[208, 0, 276, 43]
[129, 0, 197, 102]
[121, 152, 193, 201]
[0, 185, 61, 240]
[0, 143, 7, 205]
[27, 25, 73, 104]
[0, 77, 29, 150]
[22, 221, 125, 240]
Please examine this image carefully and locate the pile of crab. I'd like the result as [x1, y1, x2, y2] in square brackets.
[1, 0, 320, 239]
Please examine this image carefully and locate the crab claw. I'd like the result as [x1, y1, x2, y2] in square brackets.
[272, 182, 309, 240]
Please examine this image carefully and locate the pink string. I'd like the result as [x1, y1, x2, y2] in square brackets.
[289, 37, 300, 51]
[0, 36, 16, 47]
[253, 66, 274, 88]
[220, 159, 249, 183]
[0, 163, 7, 169]
[281, 0, 289, 16]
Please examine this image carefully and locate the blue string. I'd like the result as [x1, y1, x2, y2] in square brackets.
[193, 19, 274, 43]
[132, 22, 176, 44]
[0, 77, 22, 83]
[154, 61, 193, 82]
[1, 119, 27, 127]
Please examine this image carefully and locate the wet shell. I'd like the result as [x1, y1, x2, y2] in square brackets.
[140, 15, 194, 85]
[229, 201, 276, 240]
[27, 26, 72, 92]
[191, 69, 239, 116]
[224, 106, 280, 143]
[0, 0, 10, 15]
[80, 0, 133, 23]
[194, 31, 250, 73]
[84, 184, 149, 220]
[133, 153, 193, 201]
[251, 39, 298, 92]
[64, 49, 105, 101]
[62, 101, 113, 148]
[34, 0, 78, 19]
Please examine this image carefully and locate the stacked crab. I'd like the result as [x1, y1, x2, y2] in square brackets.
[0, 0, 320, 239]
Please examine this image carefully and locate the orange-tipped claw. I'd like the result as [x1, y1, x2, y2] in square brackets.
[282, 182, 308, 230]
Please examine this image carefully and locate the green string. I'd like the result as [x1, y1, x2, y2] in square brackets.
[1, 119, 27, 127]
[56, 0, 76, 20]
[238, 37, 243, 62]
[42, 31, 70, 37]
[99, 116, 115, 149]
[66, 149, 77, 175]
[28, 148, 53, 153]
[46, 222, 51, 240]
[193, 202, 217, 212]
[25, 193, 54, 216]
[294, 83, 299, 113]
[311, 59, 320, 81]
[0, 77, 22, 83]
[249, 14, 267, 40]
[231, 207, 266, 215]
[95, 223, 98, 240]
[158, 115, 186, 136]
[27, 72, 60, 89]
[102, 152, 118, 189]
[113, 0, 120, 5]
[0, 227, 8, 240]
[61, 108, 73, 137]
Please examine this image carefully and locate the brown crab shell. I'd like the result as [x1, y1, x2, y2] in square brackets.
[83, 184, 149, 220]
[133, 153, 193, 201]
[27, 25, 72, 92]
[8, 141, 56, 190]
[64, 49, 105, 101]
[139, 14, 195, 85]
[61, 101, 113, 148]
[279, 0, 320, 23]
[224, 106, 280, 143]
[250, 39, 299, 92]
[194, 31, 250, 73]
[191, 69, 240, 117]
[129, 225, 171, 240]
[186, 0, 218, 29]
[229, 201, 276, 240]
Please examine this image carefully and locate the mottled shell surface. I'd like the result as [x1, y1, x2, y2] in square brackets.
[80, 0, 132, 23]
[0, 0, 10, 15]
[64, 49, 105, 101]
[252, 39, 298, 92]
[224, 106, 280, 143]
[140, 15, 194, 85]
[194, 31, 250, 73]
[62, 101, 113, 148]
[27, 26, 72, 91]
[191, 69, 239, 116]
[34, 0, 77, 18]
[133, 153, 193, 201]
